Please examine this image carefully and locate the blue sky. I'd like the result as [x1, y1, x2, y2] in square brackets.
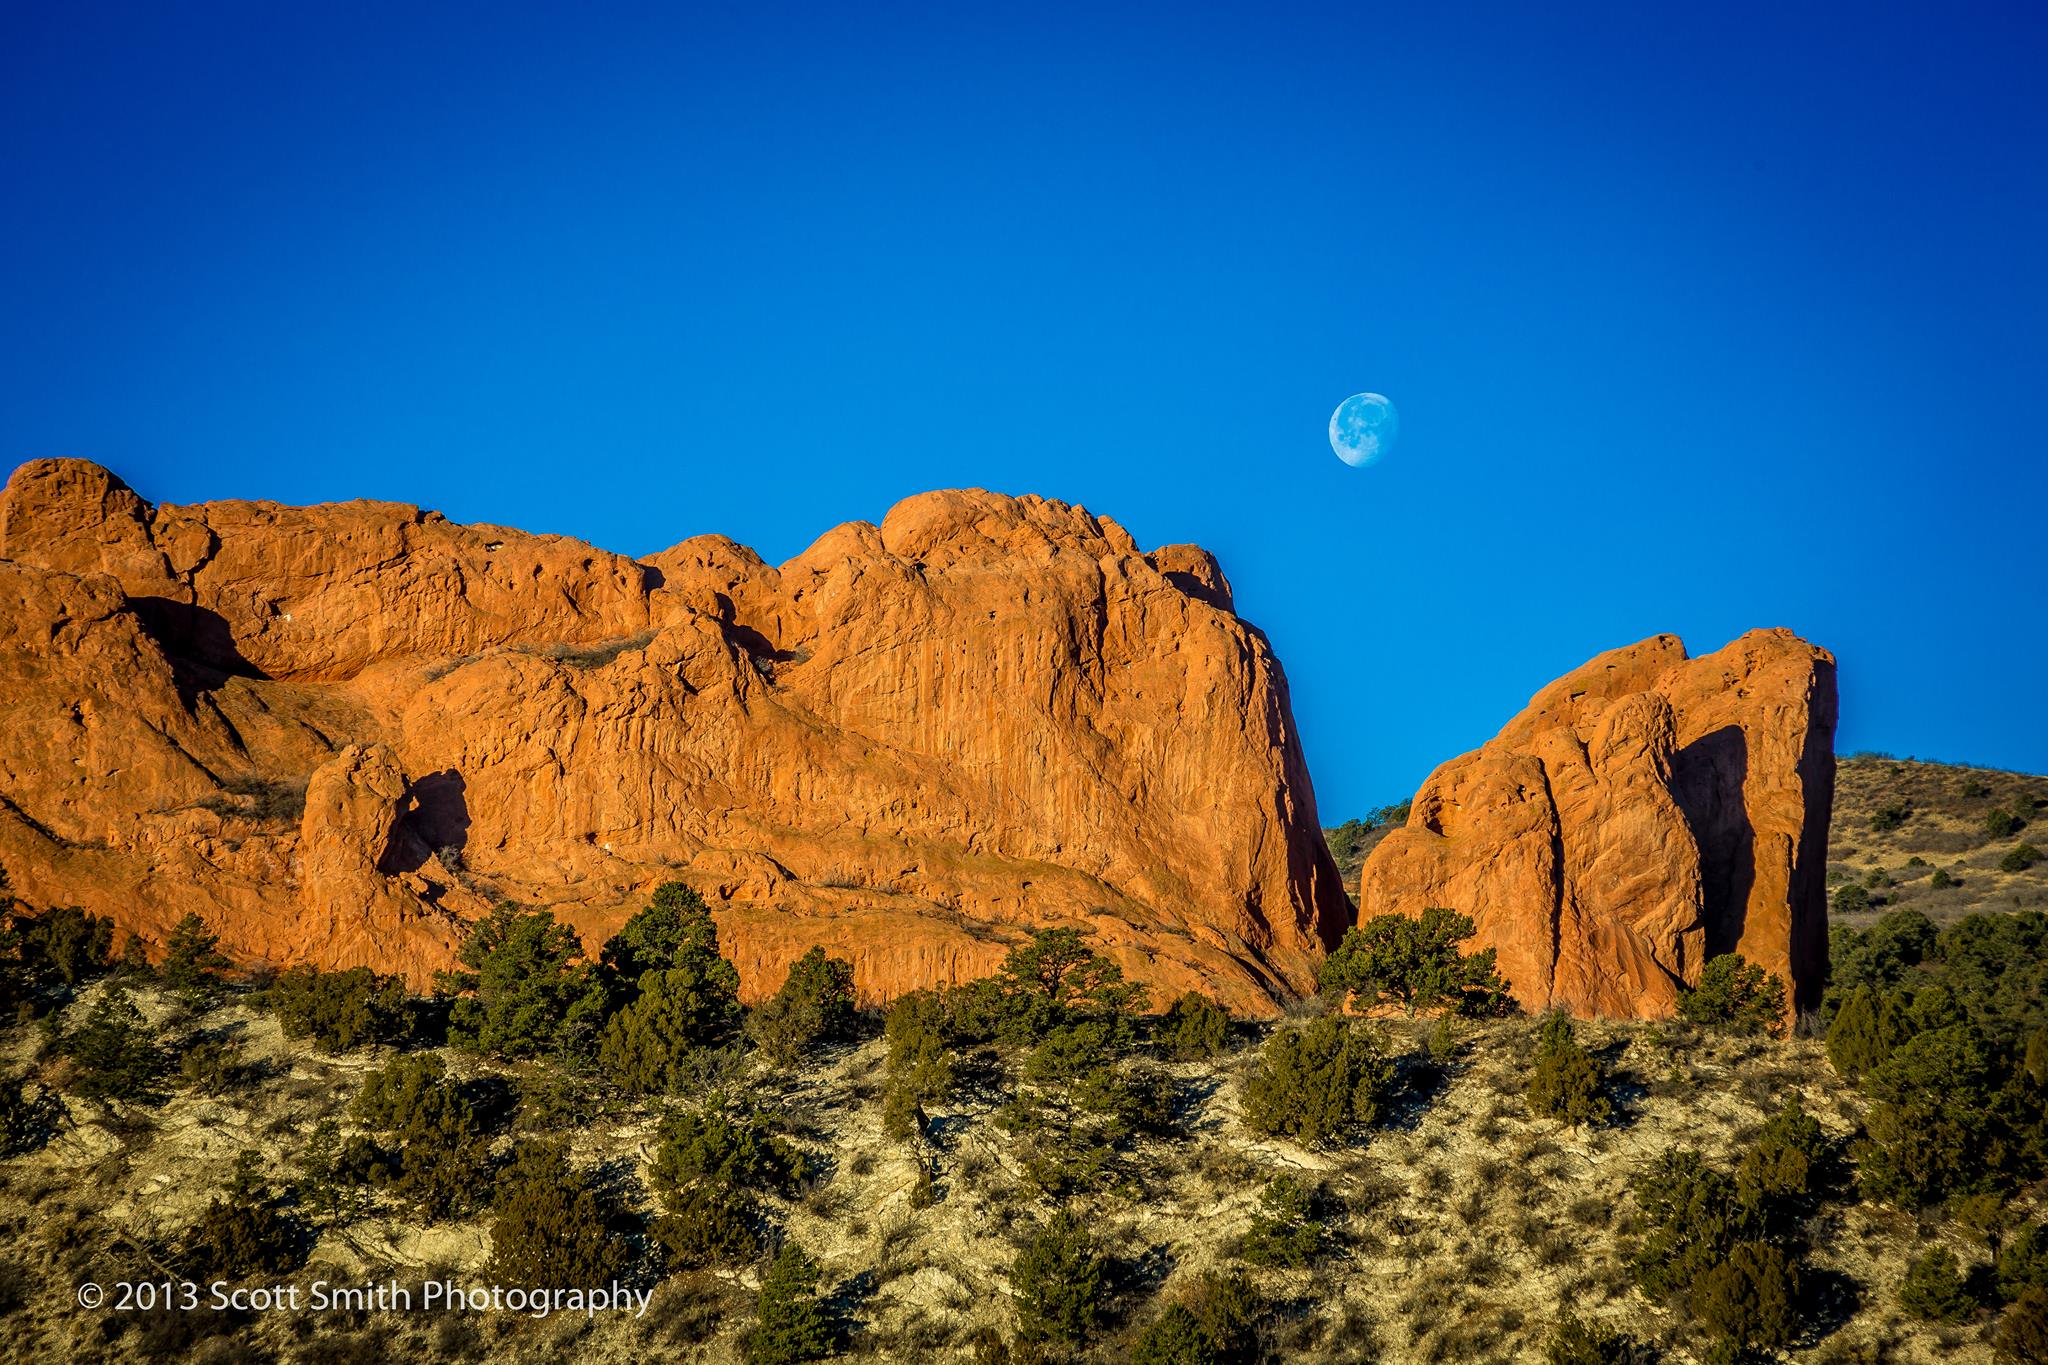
[4, 2, 2044, 818]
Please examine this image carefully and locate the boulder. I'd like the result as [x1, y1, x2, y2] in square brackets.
[1357, 631, 1836, 1017]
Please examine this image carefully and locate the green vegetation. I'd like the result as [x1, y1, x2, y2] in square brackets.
[265, 964, 414, 1052]
[485, 1141, 634, 1288]
[648, 1103, 807, 1269]
[996, 942, 1173, 1193]
[1825, 911, 2048, 1208]
[1920, 912, 2048, 1045]
[650, 1103, 810, 1197]
[294, 1119, 372, 1220]
[11, 904, 114, 990]
[880, 987, 958, 1140]
[1241, 1014, 1393, 1146]
[1734, 1101, 1833, 1220]
[440, 901, 609, 1059]
[1630, 1149, 1751, 1302]
[1897, 1245, 1980, 1322]
[1527, 1012, 1610, 1129]
[0, 1073, 64, 1155]
[750, 946, 856, 1066]
[1829, 909, 1937, 994]
[1001, 1025, 1168, 1193]
[1323, 801, 1410, 868]
[1857, 1013, 2010, 1205]
[972, 925, 1149, 1045]
[1131, 1271, 1261, 1365]
[747, 1242, 839, 1364]
[2, 897, 125, 1031]
[598, 885, 745, 1089]
[2000, 1221, 2048, 1302]
[184, 1151, 303, 1278]
[598, 880, 710, 986]
[158, 912, 231, 1003]
[110, 930, 150, 979]
[178, 1032, 252, 1095]
[1829, 759, 2048, 938]
[1317, 907, 1511, 1015]
[599, 965, 741, 1092]
[1542, 1313, 1647, 1365]
[1826, 983, 1923, 1082]
[1626, 1104, 1834, 1363]
[345, 1053, 492, 1219]
[1237, 1174, 1325, 1268]
[1156, 990, 1230, 1061]
[60, 986, 168, 1106]
[8, 820, 2048, 1362]
[656, 1179, 759, 1271]
[877, 930, 1158, 1159]
[1631, 1160, 1796, 1358]
[1677, 954, 1787, 1035]
[1691, 1240, 1799, 1358]
[1130, 1303, 1214, 1365]
[884, 928, 1171, 1193]
[1012, 1210, 1107, 1346]
[1998, 1290, 2048, 1364]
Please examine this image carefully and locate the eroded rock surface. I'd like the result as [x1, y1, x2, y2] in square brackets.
[0, 460, 1346, 1011]
[1358, 631, 1837, 1017]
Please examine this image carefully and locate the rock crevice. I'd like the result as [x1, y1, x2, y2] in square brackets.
[0, 460, 1347, 1012]
[1358, 631, 1836, 1017]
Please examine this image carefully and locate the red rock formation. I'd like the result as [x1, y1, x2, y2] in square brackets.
[0, 460, 1346, 1012]
[1358, 631, 1837, 1018]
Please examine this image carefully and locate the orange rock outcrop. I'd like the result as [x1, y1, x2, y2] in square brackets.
[0, 460, 1347, 1012]
[1357, 632, 1836, 1018]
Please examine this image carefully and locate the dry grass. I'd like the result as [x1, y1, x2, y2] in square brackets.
[0, 976, 2023, 1363]
[1829, 755, 2048, 925]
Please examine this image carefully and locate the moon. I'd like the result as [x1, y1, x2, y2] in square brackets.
[1329, 392, 1398, 468]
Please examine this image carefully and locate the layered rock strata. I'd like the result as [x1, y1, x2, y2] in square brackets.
[0, 459, 1346, 1012]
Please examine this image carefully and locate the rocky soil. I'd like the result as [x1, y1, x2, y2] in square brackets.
[0, 978, 2017, 1364]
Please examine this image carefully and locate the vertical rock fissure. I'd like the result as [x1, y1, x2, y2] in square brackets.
[1358, 630, 1836, 1018]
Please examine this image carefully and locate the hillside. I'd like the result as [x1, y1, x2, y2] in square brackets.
[4, 908, 2043, 1365]
[1320, 802, 1408, 892]
[1825, 755, 2048, 928]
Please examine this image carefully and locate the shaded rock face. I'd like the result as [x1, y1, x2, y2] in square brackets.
[1358, 632, 1836, 1018]
[0, 460, 1346, 1012]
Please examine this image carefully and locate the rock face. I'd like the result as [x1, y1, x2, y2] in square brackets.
[0, 460, 1347, 1012]
[1357, 632, 1836, 1018]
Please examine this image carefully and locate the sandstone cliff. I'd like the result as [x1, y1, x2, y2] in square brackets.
[0, 459, 1347, 1012]
[1357, 631, 1836, 1017]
